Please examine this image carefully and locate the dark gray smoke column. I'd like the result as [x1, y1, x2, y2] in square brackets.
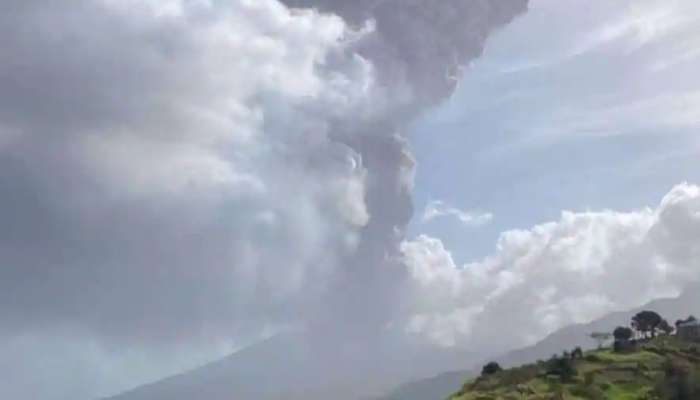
[285, 0, 528, 104]
[281, 0, 529, 334]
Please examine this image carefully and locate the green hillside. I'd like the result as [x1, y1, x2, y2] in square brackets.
[449, 336, 700, 400]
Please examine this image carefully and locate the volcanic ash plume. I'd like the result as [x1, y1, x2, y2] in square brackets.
[280, 0, 529, 335]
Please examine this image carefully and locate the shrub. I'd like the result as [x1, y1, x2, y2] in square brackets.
[655, 359, 700, 399]
[585, 354, 603, 363]
[546, 356, 577, 382]
[614, 339, 636, 353]
[481, 361, 502, 376]
[614, 326, 634, 341]
[571, 347, 584, 359]
[570, 384, 605, 400]
[500, 365, 540, 386]
[584, 371, 595, 386]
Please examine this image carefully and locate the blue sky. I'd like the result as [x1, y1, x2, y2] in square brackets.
[409, 0, 700, 263]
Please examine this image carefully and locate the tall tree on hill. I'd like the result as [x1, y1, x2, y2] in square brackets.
[632, 311, 663, 339]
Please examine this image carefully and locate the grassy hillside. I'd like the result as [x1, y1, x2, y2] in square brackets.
[449, 336, 700, 400]
[374, 290, 699, 400]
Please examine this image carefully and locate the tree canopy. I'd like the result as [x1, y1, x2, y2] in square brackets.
[632, 310, 663, 338]
[481, 362, 502, 376]
[658, 319, 674, 335]
[614, 326, 633, 341]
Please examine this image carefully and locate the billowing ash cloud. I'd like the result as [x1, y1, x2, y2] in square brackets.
[279, 0, 530, 334]
[0, 0, 375, 344]
[0, 0, 527, 338]
[0, 0, 528, 398]
[284, 0, 529, 105]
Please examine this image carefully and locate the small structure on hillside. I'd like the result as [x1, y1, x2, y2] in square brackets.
[677, 319, 700, 342]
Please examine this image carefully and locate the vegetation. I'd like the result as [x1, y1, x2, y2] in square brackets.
[675, 316, 697, 328]
[659, 320, 674, 336]
[452, 336, 700, 400]
[451, 311, 700, 400]
[482, 362, 503, 376]
[632, 311, 663, 339]
[614, 327, 634, 341]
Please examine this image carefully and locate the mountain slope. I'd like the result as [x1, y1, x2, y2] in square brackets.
[451, 335, 700, 399]
[106, 287, 697, 400]
[104, 332, 475, 400]
[373, 370, 470, 400]
[375, 287, 699, 400]
[496, 286, 699, 369]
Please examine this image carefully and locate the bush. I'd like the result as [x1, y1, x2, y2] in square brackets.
[570, 384, 606, 400]
[584, 371, 596, 386]
[655, 359, 700, 399]
[614, 339, 636, 353]
[481, 361, 502, 376]
[571, 347, 584, 359]
[546, 356, 578, 382]
[614, 326, 634, 341]
[585, 354, 603, 363]
[500, 365, 540, 386]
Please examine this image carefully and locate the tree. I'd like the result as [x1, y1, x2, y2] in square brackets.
[481, 362, 502, 376]
[571, 347, 583, 360]
[613, 326, 635, 353]
[632, 310, 663, 339]
[614, 326, 634, 341]
[659, 319, 674, 336]
[677, 316, 698, 327]
[590, 332, 613, 349]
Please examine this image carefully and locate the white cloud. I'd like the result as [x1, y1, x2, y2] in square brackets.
[402, 183, 700, 352]
[422, 200, 493, 227]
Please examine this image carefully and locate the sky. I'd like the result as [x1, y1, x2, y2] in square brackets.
[410, 0, 700, 263]
[1, 1, 700, 399]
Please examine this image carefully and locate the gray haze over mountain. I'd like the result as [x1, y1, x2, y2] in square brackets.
[0, 1, 528, 398]
[105, 332, 475, 400]
[108, 282, 700, 400]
